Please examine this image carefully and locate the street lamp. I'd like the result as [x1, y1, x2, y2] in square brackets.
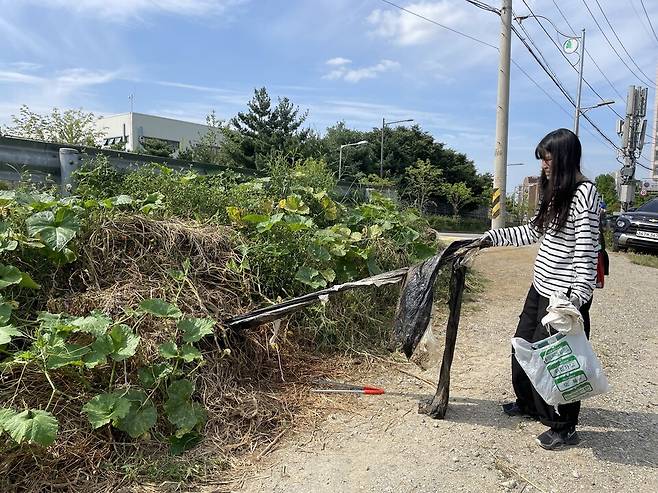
[507, 162, 525, 166]
[580, 100, 615, 114]
[380, 117, 414, 177]
[339, 140, 368, 179]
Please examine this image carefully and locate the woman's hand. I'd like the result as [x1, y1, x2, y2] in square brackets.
[477, 234, 493, 249]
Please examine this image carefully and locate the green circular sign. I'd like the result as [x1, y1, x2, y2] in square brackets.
[563, 38, 579, 54]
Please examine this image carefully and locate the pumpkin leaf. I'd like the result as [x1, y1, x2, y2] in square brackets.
[138, 299, 182, 319]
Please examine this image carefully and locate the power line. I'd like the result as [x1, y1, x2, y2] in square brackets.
[551, 0, 625, 101]
[511, 23, 621, 151]
[592, 0, 656, 87]
[377, 0, 497, 49]
[639, 0, 658, 45]
[581, 0, 655, 88]
[520, 0, 625, 122]
[463, 0, 499, 14]
[511, 60, 573, 119]
[547, 0, 655, 145]
[378, 0, 627, 158]
[629, 0, 658, 46]
[514, 14, 568, 96]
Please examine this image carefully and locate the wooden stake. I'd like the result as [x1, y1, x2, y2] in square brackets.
[419, 263, 466, 419]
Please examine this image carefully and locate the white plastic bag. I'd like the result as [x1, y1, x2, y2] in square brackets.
[540, 291, 583, 334]
[512, 329, 609, 406]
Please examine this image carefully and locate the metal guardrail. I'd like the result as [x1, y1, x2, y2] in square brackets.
[0, 135, 383, 201]
[0, 135, 258, 194]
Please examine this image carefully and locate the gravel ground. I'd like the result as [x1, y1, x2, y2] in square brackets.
[238, 247, 658, 493]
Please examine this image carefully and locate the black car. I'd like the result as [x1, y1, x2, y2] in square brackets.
[613, 198, 658, 252]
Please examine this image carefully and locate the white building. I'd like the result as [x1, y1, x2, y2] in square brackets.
[96, 112, 212, 155]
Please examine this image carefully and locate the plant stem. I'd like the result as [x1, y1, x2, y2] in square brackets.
[109, 361, 116, 390]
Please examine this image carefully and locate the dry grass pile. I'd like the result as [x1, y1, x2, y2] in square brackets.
[0, 215, 329, 492]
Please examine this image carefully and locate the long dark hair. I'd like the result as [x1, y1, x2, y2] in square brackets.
[531, 128, 582, 232]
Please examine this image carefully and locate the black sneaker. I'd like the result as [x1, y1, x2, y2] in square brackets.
[536, 427, 580, 450]
[502, 402, 539, 420]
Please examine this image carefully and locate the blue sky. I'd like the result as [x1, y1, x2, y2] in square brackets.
[1, 0, 657, 192]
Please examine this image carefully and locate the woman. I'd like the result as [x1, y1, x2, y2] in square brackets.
[481, 128, 601, 450]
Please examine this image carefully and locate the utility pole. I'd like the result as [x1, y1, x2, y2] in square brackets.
[573, 29, 586, 136]
[651, 67, 658, 180]
[617, 85, 648, 212]
[491, 0, 512, 229]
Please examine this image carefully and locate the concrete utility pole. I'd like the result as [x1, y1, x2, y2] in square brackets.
[491, 0, 512, 229]
[651, 67, 658, 180]
[617, 85, 648, 212]
[573, 29, 586, 136]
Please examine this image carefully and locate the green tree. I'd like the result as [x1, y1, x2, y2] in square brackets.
[3, 105, 105, 146]
[140, 138, 174, 158]
[178, 111, 224, 164]
[404, 159, 443, 212]
[222, 87, 310, 170]
[315, 122, 373, 178]
[441, 182, 473, 218]
[594, 173, 619, 211]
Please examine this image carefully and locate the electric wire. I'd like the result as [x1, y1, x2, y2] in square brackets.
[520, 0, 625, 122]
[629, 0, 658, 45]
[377, 0, 497, 50]
[592, 0, 656, 87]
[551, 0, 625, 101]
[540, 0, 654, 143]
[465, 0, 656, 154]
[463, 0, 499, 14]
[580, 0, 656, 88]
[639, 0, 658, 45]
[378, 0, 641, 168]
[510, 22, 621, 151]
[552, 0, 655, 148]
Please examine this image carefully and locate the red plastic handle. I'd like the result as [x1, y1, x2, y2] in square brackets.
[363, 387, 385, 395]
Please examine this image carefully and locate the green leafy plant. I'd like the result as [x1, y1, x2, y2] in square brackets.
[0, 407, 58, 446]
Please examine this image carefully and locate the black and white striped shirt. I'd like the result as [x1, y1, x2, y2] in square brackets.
[485, 181, 601, 304]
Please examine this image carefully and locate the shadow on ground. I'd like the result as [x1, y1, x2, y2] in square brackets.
[429, 396, 658, 468]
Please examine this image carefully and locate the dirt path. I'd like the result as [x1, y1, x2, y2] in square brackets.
[239, 247, 658, 493]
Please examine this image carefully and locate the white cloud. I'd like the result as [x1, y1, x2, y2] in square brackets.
[7, 62, 42, 71]
[0, 68, 120, 88]
[0, 71, 42, 84]
[56, 68, 119, 87]
[367, 1, 469, 46]
[14, 0, 247, 21]
[0, 67, 123, 128]
[326, 57, 352, 66]
[323, 59, 400, 83]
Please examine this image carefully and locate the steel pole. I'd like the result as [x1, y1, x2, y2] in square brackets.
[574, 29, 585, 136]
[491, 0, 512, 229]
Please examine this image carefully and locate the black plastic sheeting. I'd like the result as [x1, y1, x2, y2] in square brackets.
[392, 239, 474, 359]
[224, 239, 478, 359]
[224, 267, 409, 331]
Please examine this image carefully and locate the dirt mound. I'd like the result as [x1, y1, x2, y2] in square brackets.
[1, 216, 322, 492]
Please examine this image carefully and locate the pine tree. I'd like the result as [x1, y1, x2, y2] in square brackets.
[223, 87, 309, 169]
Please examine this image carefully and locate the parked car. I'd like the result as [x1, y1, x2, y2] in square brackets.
[612, 198, 658, 252]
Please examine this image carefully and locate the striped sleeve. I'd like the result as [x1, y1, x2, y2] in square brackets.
[570, 182, 601, 304]
[484, 221, 541, 247]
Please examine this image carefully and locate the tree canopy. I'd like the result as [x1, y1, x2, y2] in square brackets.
[3, 105, 105, 146]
